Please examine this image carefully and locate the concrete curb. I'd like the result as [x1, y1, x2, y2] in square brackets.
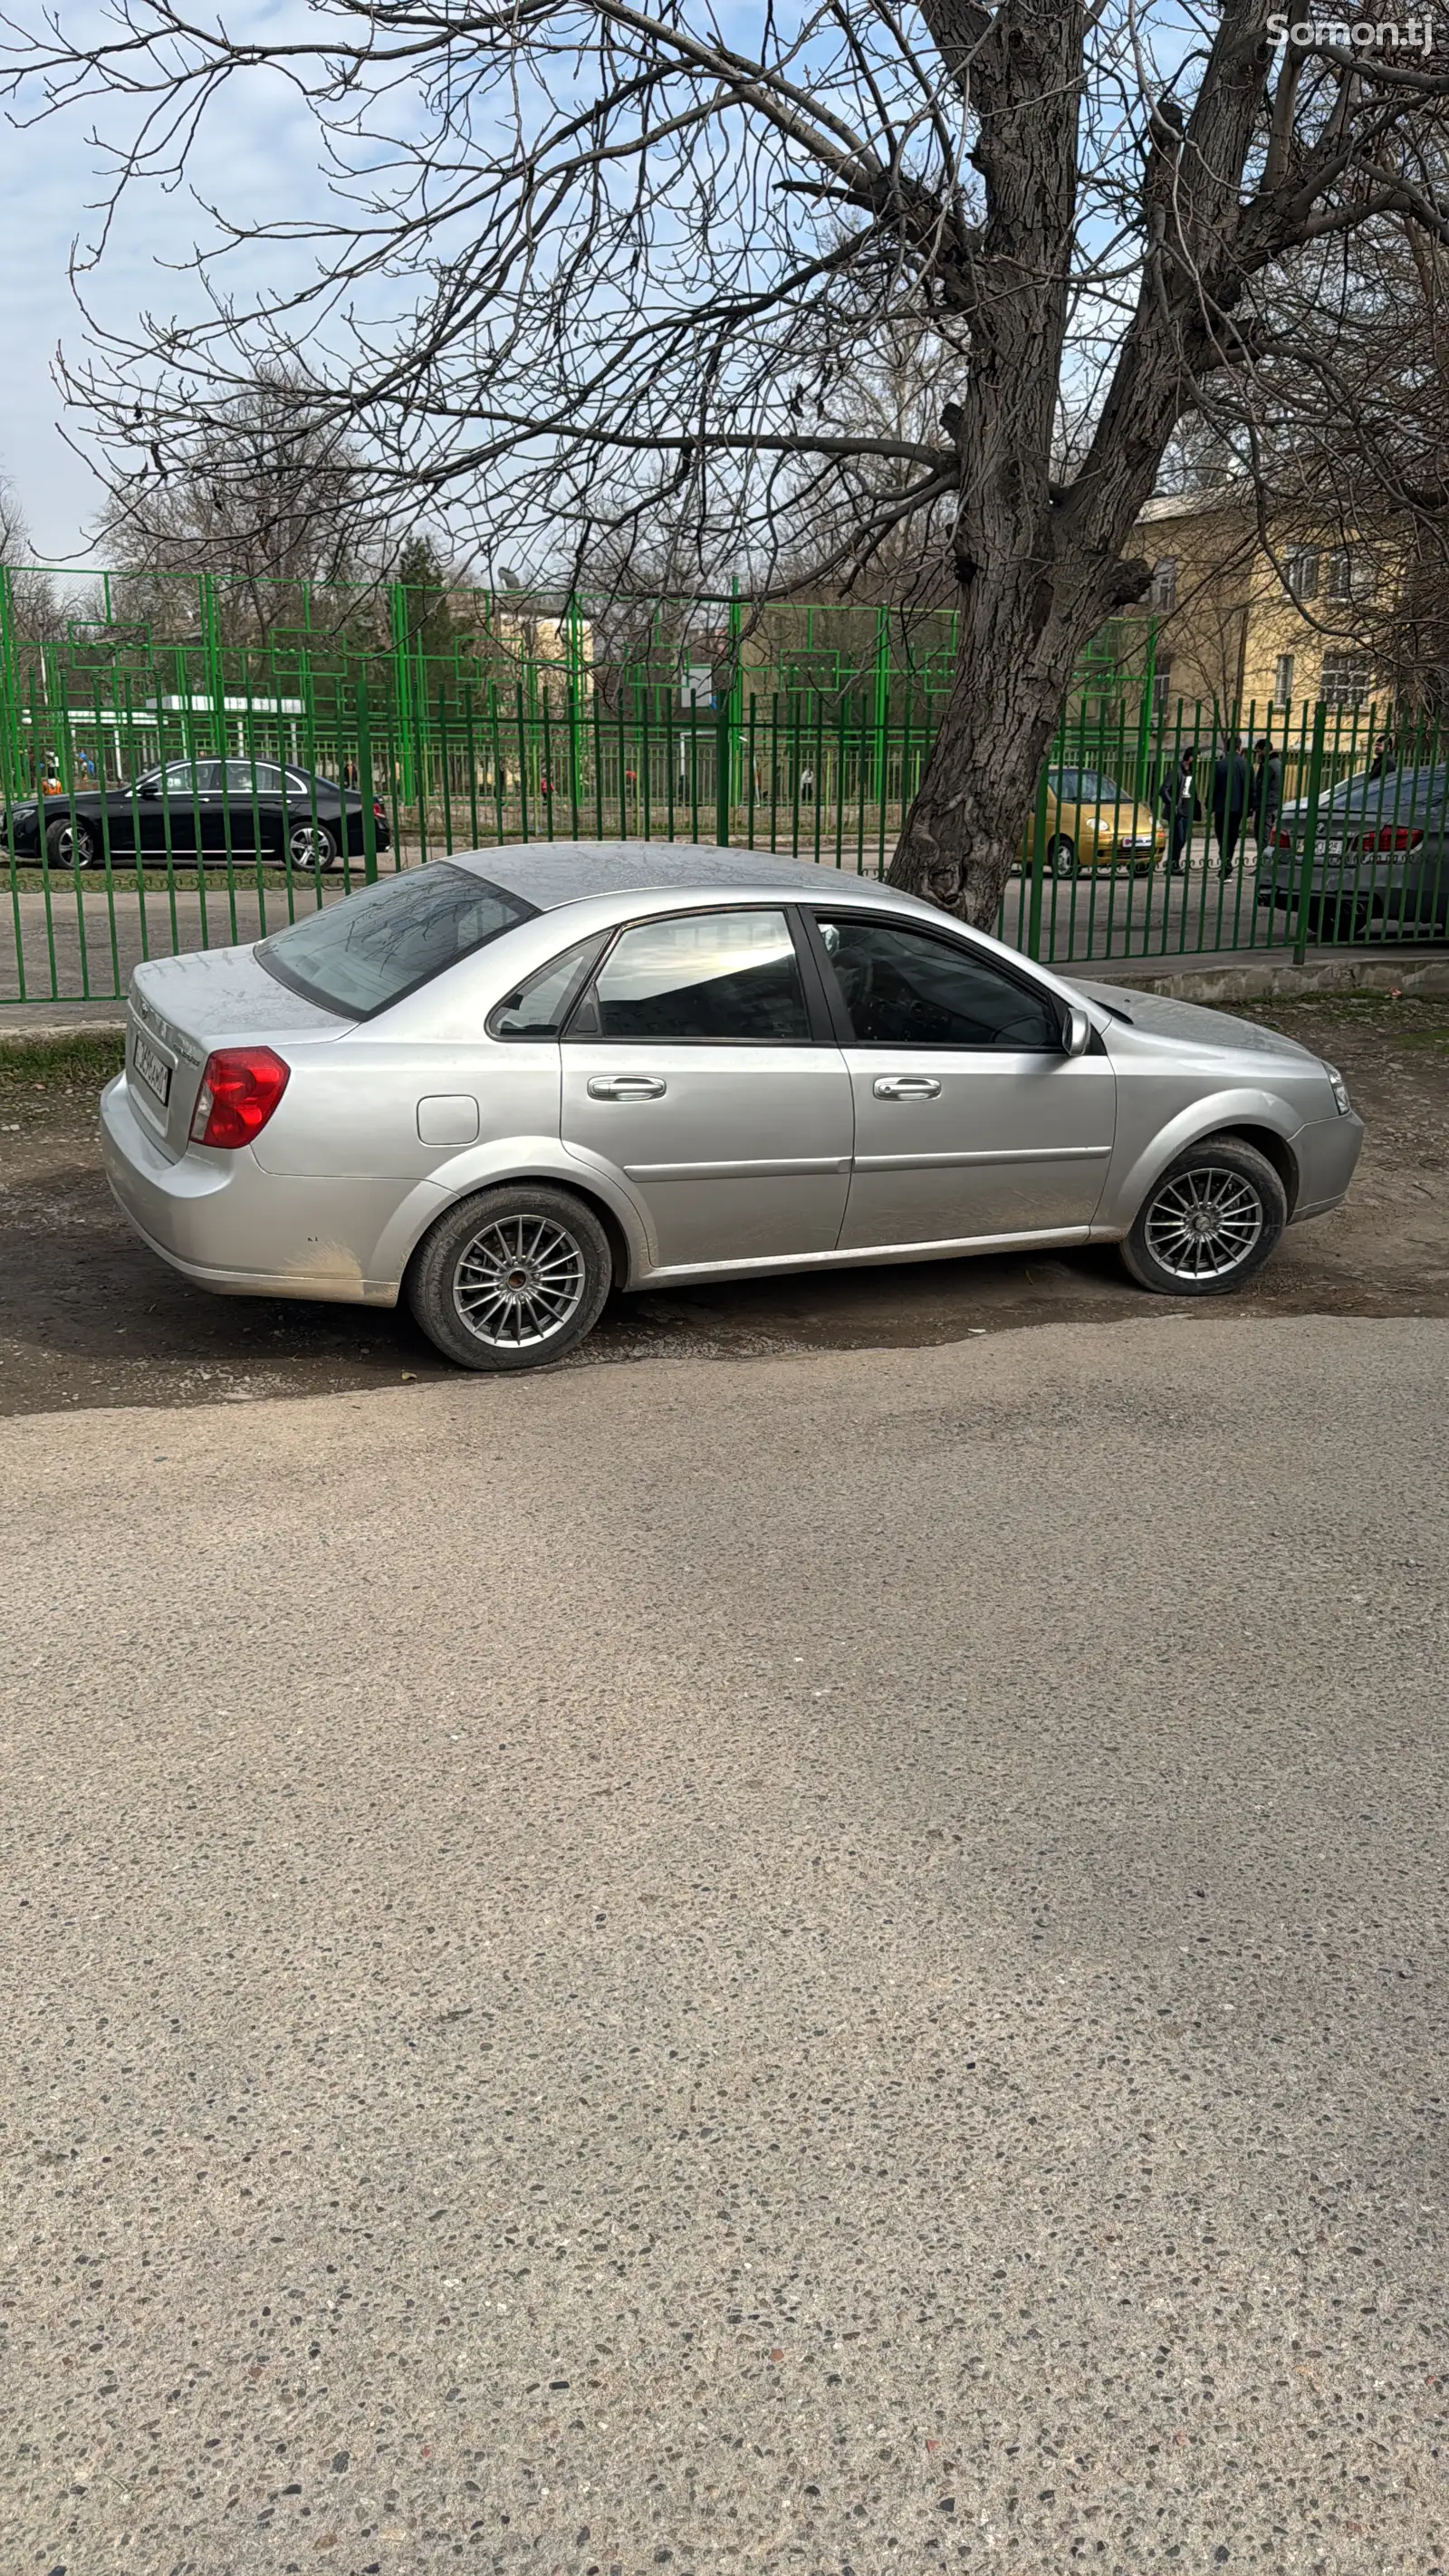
[0, 1009, 128, 1045]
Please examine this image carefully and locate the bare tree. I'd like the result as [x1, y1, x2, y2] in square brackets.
[1201, 137, 1449, 713]
[96, 365, 383, 642]
[7, 1, 1449, 916]
[0, 480, 64, 641]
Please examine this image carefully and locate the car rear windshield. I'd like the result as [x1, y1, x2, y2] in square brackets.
[1331, 764, 1445, 812]
[255, 864, 537, 1019]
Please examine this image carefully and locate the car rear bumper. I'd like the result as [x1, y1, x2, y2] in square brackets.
[101, 1074, 403, 1303]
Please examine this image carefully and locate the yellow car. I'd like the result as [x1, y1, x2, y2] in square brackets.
[1027, 767, 1167, 878]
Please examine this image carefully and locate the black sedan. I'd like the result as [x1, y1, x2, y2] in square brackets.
[6, 758, 390, 871]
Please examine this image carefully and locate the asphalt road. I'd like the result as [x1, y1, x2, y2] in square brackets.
[2, 1316, 1445, 2575]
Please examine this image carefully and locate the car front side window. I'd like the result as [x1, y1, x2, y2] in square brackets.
[815, 916, 1061, 1051]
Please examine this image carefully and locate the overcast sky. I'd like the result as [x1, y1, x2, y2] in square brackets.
[0, 20, 336, 565]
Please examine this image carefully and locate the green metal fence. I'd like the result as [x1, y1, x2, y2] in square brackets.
[2, 639, 1444, 1007]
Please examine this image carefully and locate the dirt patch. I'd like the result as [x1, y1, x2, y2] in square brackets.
[1, 999, 1445, 1415]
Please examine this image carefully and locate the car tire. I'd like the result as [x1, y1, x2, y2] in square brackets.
[1119, 1136, 1288, 1298]
[1307, 892, 1369, 942]
[1048, 836, 1077, 879]
[406, 1184, 613, 1372]
[45, 814, 98, 869]
[289, 819, 340, 872]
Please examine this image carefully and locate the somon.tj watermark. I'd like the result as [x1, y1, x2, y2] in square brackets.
[1268, 10, 1438, 47]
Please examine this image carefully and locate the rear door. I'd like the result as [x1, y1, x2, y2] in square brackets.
[804, 910, 1115, 1247]
[223, 758, 285, 856]
[560, 906, 852, 1271]
[145, 760, 221, 860]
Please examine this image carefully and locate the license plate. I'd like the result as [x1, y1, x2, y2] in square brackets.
[132, 1030, 172, 1109]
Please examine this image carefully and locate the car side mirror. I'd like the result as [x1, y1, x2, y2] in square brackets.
[139, 779, 159, 798]
[1063, 1004, 1091, 1058]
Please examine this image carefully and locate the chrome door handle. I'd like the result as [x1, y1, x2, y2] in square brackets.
[587, 1073, 667, 1101]
[873, 1074, 942, 1101]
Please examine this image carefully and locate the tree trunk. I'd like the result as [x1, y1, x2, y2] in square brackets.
[890, 0, 1093, 924]
[888, 583, 1086, 924]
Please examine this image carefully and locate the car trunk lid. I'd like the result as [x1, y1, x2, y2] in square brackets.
[126, 942, 353, 1161]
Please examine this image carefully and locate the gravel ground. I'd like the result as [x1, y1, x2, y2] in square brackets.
[1, 1317, 1445, 2575]
[0, 995, 1447, 1414]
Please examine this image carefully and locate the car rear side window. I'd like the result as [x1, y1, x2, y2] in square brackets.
[256, 864, 537, 1019]
[816, 916, 1061, 1050]
[488, 935, 609, 1038]
[581, 908, 810, 1043]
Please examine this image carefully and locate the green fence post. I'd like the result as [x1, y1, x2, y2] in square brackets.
[0, 569, 20, 799]
[357, 672, 379, 882]
[565, 595, 585, 809]
[391, 583, 414, 805]
[1293, 699, 1328, 966]
[1026, 759, 1051, 961]
[201, 572, 226, 760]
[871, 606, 889, 805]
[715, 694, 731, 847]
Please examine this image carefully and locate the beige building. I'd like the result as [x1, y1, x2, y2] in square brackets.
[1131, 488, 1385, 724]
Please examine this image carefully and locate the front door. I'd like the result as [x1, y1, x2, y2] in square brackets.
[221, 758, 275, 856]
[805, 911, 1116, 1247]
[560, 907, 853, 1272]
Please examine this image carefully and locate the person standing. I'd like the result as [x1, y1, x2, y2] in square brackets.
[1159, 745, 1199, 875]
[1211, 736, 1249, 876]
[1251, 738, 1282, 860]
[1367, 732, 1396, 782]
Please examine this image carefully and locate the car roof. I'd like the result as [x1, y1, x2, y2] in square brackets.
[448, 838, 933, 915]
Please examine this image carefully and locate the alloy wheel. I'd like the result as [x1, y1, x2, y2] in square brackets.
[51, 823, 97, 868]
[289, 822, 337, 870]
[451, 1213, 589, 1350]
[1143, 1165, 1264, 1282]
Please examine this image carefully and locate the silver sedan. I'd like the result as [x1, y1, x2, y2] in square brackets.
[101, 841, 1365, 1370]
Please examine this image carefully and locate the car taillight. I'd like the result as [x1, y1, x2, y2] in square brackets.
[189, 1046, 290, 1149]
[1275, 829, 1292, 848]
[1359, 824, 1422, 851]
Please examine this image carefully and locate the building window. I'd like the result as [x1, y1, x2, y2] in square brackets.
[1324, 545, 1375, 601]
[1150, 661, 1174, 723]
[1271, 653, 1295, 708]
[1150, 557, 1178, 612]
[1285, 546, 1319, 603]
[1319, 652, 1371, 709]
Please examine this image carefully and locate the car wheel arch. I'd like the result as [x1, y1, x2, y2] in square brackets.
[385, 1158, 648, 1299]
[1201, 1122, 1300, 1217]
[1100, 1095, 1302, 1239]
